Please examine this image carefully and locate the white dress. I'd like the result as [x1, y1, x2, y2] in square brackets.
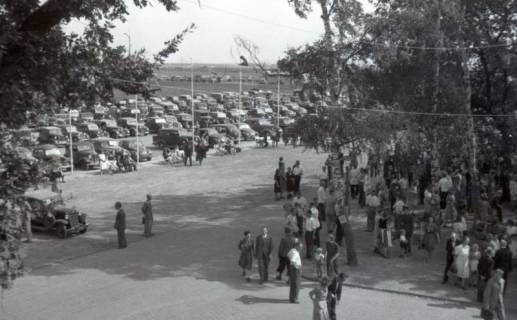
[454, 245, 470, 279]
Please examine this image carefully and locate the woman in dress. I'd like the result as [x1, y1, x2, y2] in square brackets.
[286, 167, 295, 196]
[422, 216, 440, 263]
[454, 236, 471, 289]
[309, 276, 330, 320]
[238, 231, 254, 282]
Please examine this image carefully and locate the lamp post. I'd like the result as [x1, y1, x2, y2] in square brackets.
[131, 100, 140, 167]
[238, 56, 249, 147]
[69, 109, 79, 173]
[123, 32, 131, 57]
[191, 59, 195, 155]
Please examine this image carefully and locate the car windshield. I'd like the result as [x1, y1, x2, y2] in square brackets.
[104, 121, 117, 127]
[240, 124, 251, 130]
[127, 141, 145, 149]
[126, 119, 137, 125]
[48, 128, 63, 136]
[154, 118, 166, 124]
[45, 149, 61, 156]
[87, 124, 98, 130]
[77, 145, 92, 151]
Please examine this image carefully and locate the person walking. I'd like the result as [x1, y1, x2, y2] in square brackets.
[325, 234, 340, 277]
[482, 269, 506, 320]
[255, 226, 274, 284]
[454, 236, 471, 290]
[293, 192, 308, 237]
[494, 239, 513, 295]
[238, 231, 254, 282]
[309, 277, 330, 320]
[442, 232, 460, 284]
[365, 191, 380, 232]
[141, 194, 153, 238]
[274, 169, 282, 200]
[422, 216, 440, 263]
[114, 202, 127, 249]
[278, 157, 287, 199]
[183, 139, 193, 166]
[325, 188, 337, 235]
[317, 182, 327, 228]
[276, 227, 296, 281]
[17, 197, 32, 243]
[327, 272, 347, 320]
[288, 239, 303, 303]
[305, 204, 320, 260]
[292, 160, 303, 193]
[477, 247, 495, 302]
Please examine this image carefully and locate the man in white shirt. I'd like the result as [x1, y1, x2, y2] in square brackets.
[438, 172, 452, 210]
[304, 203, 320, 259]
[365, 191, 380, 232]
[288, 239, 303, 303]
[292, 160, 303, 193]
[292, 192, 307, 236]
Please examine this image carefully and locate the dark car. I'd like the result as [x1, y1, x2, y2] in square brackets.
[58, 125, 90, 143]
[145, 117, 168, 133]
[118, 117, 147, 136]
[76, 123, 102, 138]
[65, 141, 99, 170]
[198, 127, 222, 148]
[38, 126, 68, 146]
[153, 128, 194, 149]
[32, 144, 72, 172]
[98, 119, 129, 139]
[119, 139, 152, 162]
[24, 189, 88, 238]
[91, 137, 122, 160]
[209, 123, 240, 142]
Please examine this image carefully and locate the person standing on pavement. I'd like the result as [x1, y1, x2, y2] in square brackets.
[292, 160, 303, 193]
[255, 226, 274, 284]
[325, 234, 340, 277]
[482, 269, 506, 320]
[309, 276, 330, 320]
[325, 188, 337, 235]
[238, 231, 254, 282]
[317, 182, 327, 231]
[477, 247, 495, 302]
[276, 227, 296, 281]
[17, 196, 32, 243]
[278, 157, 287, 199]
[114, 202, 127, 249]
[493, 239, 513, 295]
[365, 190, 380, 232]
[293, 192, 308, 237]
[141, 194, 153, 238]
[305, 203, 320, 260]
[182, 139, 193, 166]
[288, 239, 303, 303]
[327, 272, 347, 320]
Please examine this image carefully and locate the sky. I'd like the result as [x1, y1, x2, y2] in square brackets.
[65, 0, 369, 64]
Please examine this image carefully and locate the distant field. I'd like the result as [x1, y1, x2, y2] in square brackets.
[113, 63, 300, 101]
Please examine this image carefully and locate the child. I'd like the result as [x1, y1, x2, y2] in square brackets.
[399, 229, 409, 258]
[314, 247, 325, 279]
[469, 243, 481, 287]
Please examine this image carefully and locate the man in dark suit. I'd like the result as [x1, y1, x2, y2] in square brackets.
[183, 139, 192, 166]
[494, 239, 513, 294]
[114, 202, 127, 249]
[442, 232, 460, 284]
[276, 227, 296, 281]
[255, 226, 274, 284]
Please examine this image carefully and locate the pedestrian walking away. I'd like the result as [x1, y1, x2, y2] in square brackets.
[238, 230, 254, 282]
[141, 194, 153, 237]
[114, 202, 127, 249]
[327, 272, 347, 320]
[309, 276, 330, 320]
[255, 226, 274, 284]
[493, 239, 513, 295]
[482, 269, 506, 320]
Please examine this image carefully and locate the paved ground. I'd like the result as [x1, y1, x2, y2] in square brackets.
[1, 144, 515, 320]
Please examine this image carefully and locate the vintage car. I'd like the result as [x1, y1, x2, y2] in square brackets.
[145, 117, 168, 133]
[118, 117, 148, 136]
[119, 139, 152, 162]
[91, 137, 122, 160]
[209, 123, 240, 142]
[98, 119, 129, 139]
[238, 123, 258, 141]
[38, 126, 68, 146]
[58, 125, 90, 142]
[65, 141, 99, 170]
[246, 117, 275, 134]
[32, 144, 72, 171]
[76, 123, 102, 138]
[175, 113, 194, 129]
[11, 128, 40, 146]
[24, 189, 88, 238]
[79, 112, 94, 123]
[198, 127, 222, 148]
[153, 128, 194, 149]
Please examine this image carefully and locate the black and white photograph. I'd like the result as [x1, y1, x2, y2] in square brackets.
[0, 0, 516, 319]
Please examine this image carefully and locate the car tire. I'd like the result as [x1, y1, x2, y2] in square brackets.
[56, 223, 67, 239]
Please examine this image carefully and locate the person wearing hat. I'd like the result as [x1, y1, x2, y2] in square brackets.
[494, 239, 513, 295]
[482, 269, 506, 320]
[113, 202, 127, 249]
[141, 194, 153, 238]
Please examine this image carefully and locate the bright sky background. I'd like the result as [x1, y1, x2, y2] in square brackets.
[66, 0, 370, 64]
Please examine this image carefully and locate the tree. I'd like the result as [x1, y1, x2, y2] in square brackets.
[0, 0, 193, 290]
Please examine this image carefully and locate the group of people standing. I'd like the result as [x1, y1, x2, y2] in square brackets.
[113, 194, 154, 249]
[273, 157, 303, 200]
